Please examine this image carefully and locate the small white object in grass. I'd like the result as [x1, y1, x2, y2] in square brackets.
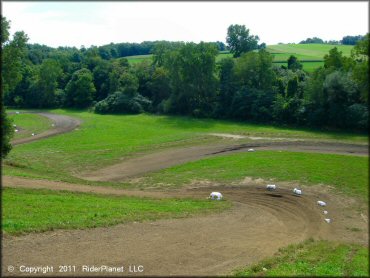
[31, 133, 35, 136]
[262, 267, 267, 271]
[323, 210, 328, 215]
[51, 123, 55, 127]
[266, 184, 276, 191]
[317, 201, 326, 207]
[293, 188, 302, 195]
[16, 111, 20, 114]
[247, 148, 255, 152]
[15, 129, 18, 132]
[324, 218, 331, 223]
[209, 192, 223, 200]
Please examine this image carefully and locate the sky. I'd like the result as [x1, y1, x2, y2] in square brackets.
[2, 1, 369, 48]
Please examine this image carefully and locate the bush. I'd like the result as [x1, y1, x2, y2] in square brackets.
[346, 104, 368, 130]
[94, 91, 152, 114]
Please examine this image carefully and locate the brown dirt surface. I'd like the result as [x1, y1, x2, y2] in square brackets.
[2, 112, 368, 276]
[2, 177, 368, 276]
[10, 112, 81, 145]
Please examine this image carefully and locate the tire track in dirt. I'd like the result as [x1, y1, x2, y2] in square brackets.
[3, 113, 368, 276]
[0, 180, 327, 276]
[2, 179, 367, 276]
[79, 140, 368, 182]
[10, 112, 81, 146]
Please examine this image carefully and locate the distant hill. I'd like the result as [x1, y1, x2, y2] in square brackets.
[266, 43, 354, 72]
[124, 43, 354, 72]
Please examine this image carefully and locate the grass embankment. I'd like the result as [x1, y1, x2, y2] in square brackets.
[9, 113, 52, 140]
[4, 110, 367, 184]
[144, 151, 368, 201]
[2, 187, 230, 235]
[233, 238, 369, 277]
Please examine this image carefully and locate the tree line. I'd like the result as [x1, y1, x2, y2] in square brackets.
[299, 35, 365, 45]
[1, 19, 368, 158]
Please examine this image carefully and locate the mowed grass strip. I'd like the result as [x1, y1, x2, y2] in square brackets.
[144, 151, 368, 200]
[4, 111, 367, 184]
[9, 113, 52, 140]
[2, 187, 230, 235]
[233, 238, 369, 277]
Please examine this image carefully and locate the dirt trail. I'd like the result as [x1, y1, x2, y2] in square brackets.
[2, 176, 368, 276]
[10, 112, 81, 145]
[2, 113, 368, 276]
[80, 141, 368, 182]
[2, 176, 170, 199]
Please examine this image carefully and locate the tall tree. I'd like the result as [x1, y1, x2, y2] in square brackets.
[163, 42, 219, 116]
[351, 34, 369, 103]
[226, 25, 260, 58]
[1, 20, 28, 95]
[1, 17, 27, 158]
[65, 68, 96, 108]
[234, 50, 275, 91]
[33, 59, 62, 107]
[287, 55, 303, 71]
[216, 57, 236, 117]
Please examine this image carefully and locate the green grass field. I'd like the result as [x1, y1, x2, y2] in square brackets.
[272, 61, 324, 72]
[4, 110, 367, 184]
[9, 113, 52, 139]
[123, 44, 353, 72]
[125, 54, 153, 64]
[143, 151, 368, 200]
[2, 187, 230, 235]
[266, 44, 353, 61]
[233, 238, 369, 277]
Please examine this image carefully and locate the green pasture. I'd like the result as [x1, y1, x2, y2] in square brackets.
[4, 111, 367, 184]
[143, 151, 368, 201]
[266, 44, 353, 61]
[9, 113, 52, 140]
[233, 238, 369, 277]
[273, 61, 324, 72]
[2, 187, 230, 235]
[125, 54, 153, 64]
[124, 44, 353, 73]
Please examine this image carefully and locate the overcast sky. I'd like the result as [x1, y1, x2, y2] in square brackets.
[2, 1, 369, 48]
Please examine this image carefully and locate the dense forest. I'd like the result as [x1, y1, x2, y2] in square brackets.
[1, 18, 368, 156]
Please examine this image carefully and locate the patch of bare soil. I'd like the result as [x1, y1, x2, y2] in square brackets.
[10, 112, 81, 145]
[2, 177, 368, 276]
[208, 133, 302, 141]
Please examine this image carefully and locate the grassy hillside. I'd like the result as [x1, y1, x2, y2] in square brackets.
[4, 111, 367, 185]
[266, 43, 353, 61]
[124, 44, 354, 72]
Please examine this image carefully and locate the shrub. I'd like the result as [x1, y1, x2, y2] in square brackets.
[94, 91, 152, 114]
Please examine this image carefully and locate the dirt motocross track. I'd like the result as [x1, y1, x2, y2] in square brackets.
[2, 112, 369, 276]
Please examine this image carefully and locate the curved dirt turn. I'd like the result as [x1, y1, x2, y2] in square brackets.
[80, 141, 368, 182]
[11, 112, 81, 145]
[2, 179, 367, 276]
[3, 113, 368, 276]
